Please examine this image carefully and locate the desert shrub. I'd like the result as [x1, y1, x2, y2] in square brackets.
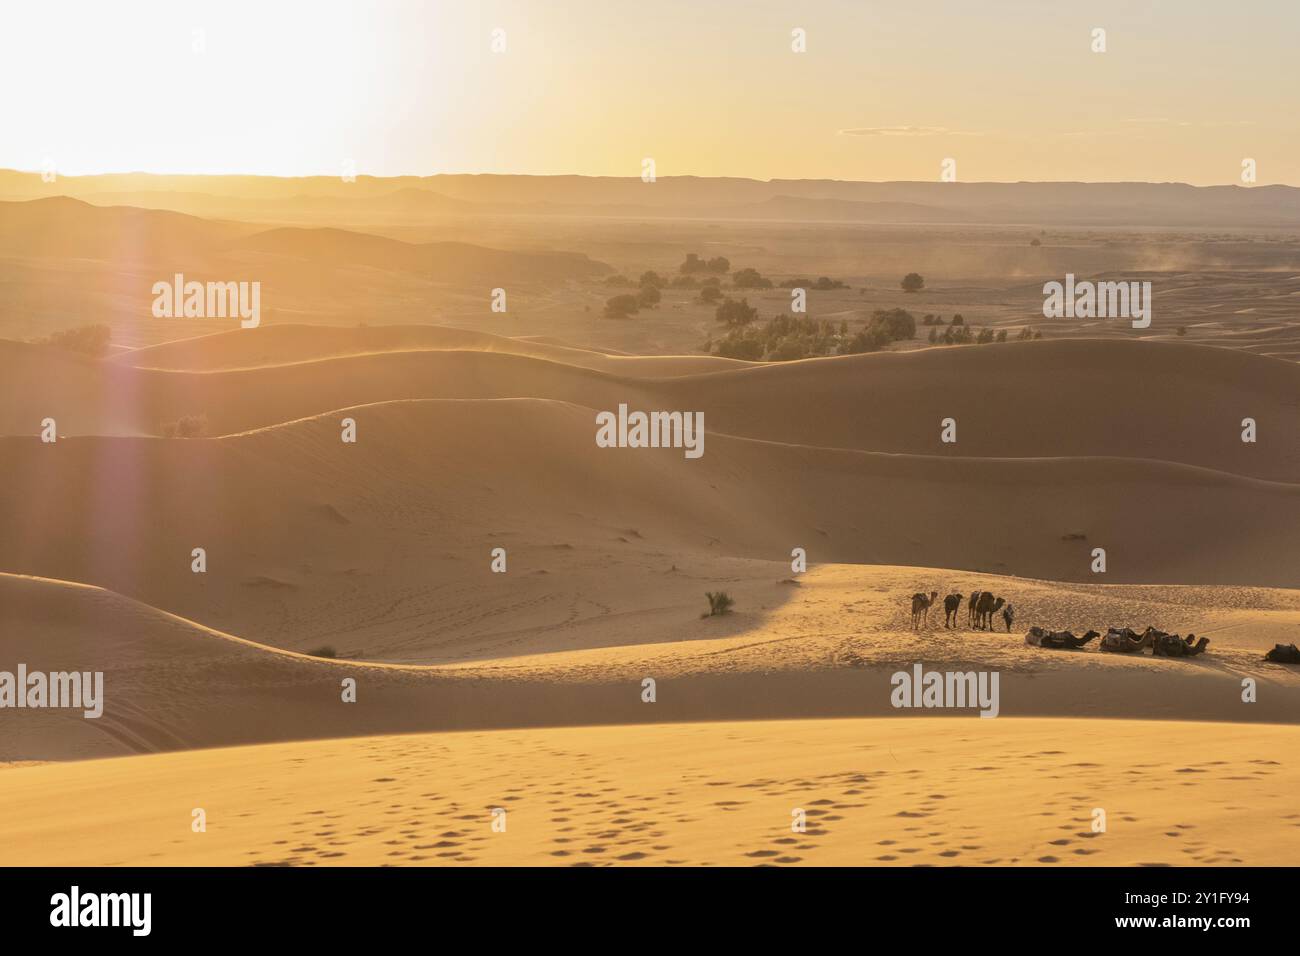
[713, 331, 765, 360]
[996, 329, 1008, 342]
[637, 285, 661, 308]
[713, 315, 845, 361]
[714, 296, 758, 327]
[704, 591, 734, 616]
[160, 414, 208, 438]
[40, 323, 112, 357]
[670, 275, 698, 289]
[900, 272, 925, 293]
[732, 267, 772, 289]
[709, 310, 914, 361]
[951, 313, 964, 326]
[840, 324, 891, 354]
[868, 308, 916, 341]
[308, 645, 338, 658]
[639, 270, 667, 289]
[781, 276, 846, 290]
[604, 294, 640, 318]
[977, 327, 995, 344]
[699, 285, 723, 304]
[681, 253, 729, 274]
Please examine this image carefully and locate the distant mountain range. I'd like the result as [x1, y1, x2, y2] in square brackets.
[1, 171, 1297, 228]
[0, 196, 611, 280]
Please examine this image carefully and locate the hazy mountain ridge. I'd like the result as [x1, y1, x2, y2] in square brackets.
[2, 171, 1297, 227]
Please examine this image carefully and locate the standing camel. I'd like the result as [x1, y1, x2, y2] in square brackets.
[911, 591, 939, 630]
[974, 593, 1005, 630]
[942, 593, 963, 628]
[967, 591, 983, 628]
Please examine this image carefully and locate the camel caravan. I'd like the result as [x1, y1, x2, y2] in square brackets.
[902, 588, 1292, 663]
[910, 590, 1014, 633]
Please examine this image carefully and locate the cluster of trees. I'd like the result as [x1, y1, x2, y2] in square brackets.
[926, 325, 1041, 345]
[710, 315, 846, 361]
[781, 276, 847, 290]
[35, 323, 112, 357]
[680, 253, 730, 275]
[603, 271, 667, 317]
[714, 296, 758, 327]
[707, 306, 917, 361]
[605, 256, 851, 305]
[731, 267, 772, 289]
[921, 313, 964, 326]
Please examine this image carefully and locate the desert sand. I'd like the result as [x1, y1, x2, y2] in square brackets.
[1, 175, 1297, 867]
[2, 719, 1297, 867]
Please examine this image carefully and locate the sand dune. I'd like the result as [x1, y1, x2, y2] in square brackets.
[0, 196, 256, 261]
[2, 718, 1297, 866]
[110, 323, 749, 376]
[0, 196, 608, 280]
[2, 398, 1298, 674]
[5, 337, 1298, 484]
[227, 226, 611, 281]
[4, 564, 1298, 764]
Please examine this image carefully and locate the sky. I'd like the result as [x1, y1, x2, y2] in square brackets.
[1, 0, 1296, 184]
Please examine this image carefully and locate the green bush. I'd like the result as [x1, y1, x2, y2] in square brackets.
[714, 297, 758, 327]
[604, 294, 640, 318]
[732, 267, 772, 289]
[704, 591, 735, 616]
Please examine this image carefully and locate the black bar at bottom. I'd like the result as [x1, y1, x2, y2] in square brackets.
[0, 866, 1285, 942]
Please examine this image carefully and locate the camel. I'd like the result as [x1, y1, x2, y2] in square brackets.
[942, 593, 964, 628]
[974, 592, 1005, 631]
[1265, 643, 1300, 664]
[967, 591, 982, 628]
[1100, 627, 1151, 653]
[911, 591, 939, 630]
[1152, 633, 1209, 658]
[1026, 627, 1099, 650]
[1001, 603, 1015, 633]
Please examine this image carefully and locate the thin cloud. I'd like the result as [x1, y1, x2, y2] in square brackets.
[838, 125, 983, 137]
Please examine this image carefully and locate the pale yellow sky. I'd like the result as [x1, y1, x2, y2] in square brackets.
[2, 0, 1296, 184]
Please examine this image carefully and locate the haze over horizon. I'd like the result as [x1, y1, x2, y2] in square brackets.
[3, 0, 1297, 186]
